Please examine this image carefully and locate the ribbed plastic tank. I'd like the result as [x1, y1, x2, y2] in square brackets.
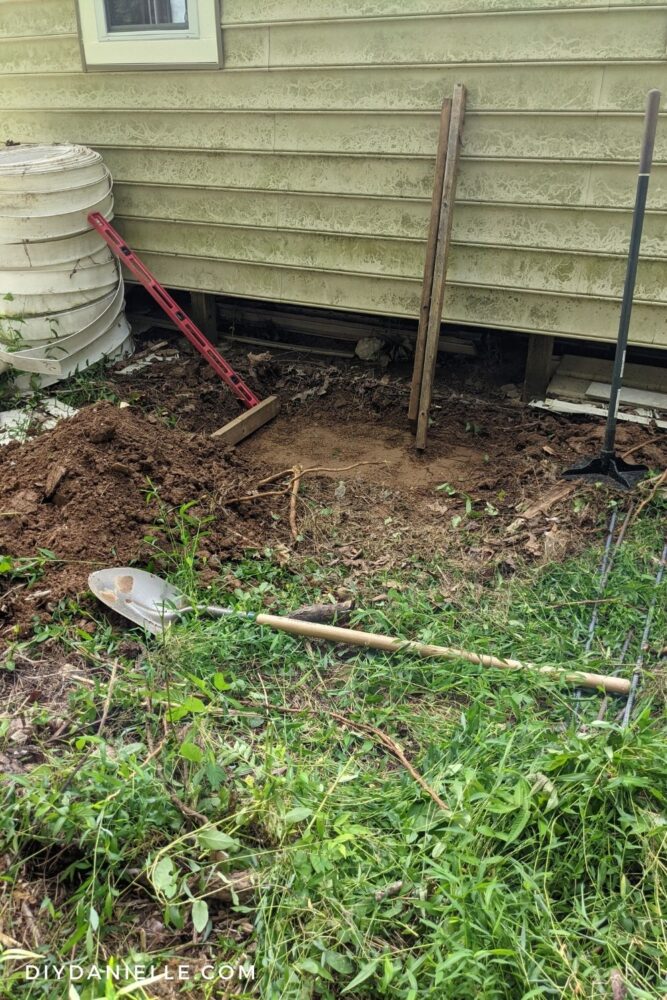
[0, 144, 132, 385]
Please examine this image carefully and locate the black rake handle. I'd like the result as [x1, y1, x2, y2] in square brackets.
[603, 89, 661, 458]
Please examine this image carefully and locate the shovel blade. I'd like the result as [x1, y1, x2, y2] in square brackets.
[88, 567, 187, 634]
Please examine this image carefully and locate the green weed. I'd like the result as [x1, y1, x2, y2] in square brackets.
[0, 504, 665, 998]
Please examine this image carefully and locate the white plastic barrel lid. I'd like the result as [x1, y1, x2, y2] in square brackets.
[0, 144, 101, 177]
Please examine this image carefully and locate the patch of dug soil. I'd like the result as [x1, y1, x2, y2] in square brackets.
[240, 378, 666, 523]
[105, 339, 276, 435]
[2, 356, 665, 645]
[0, 402, 278, 638]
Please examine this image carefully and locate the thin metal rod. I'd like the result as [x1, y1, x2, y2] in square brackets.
[573, 509, 629, 721]
[596, 628, 634, 722]
[602, 89, 661, 459]
[584, 509, 619, 653]
[622, 542, 667, 727]
[618, 628, 635, 666]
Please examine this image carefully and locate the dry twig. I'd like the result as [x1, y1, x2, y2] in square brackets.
[20, 901, 40, 948]
[97, 660, 119, 737]
[167, 792, 209, 826]
[627, 468, 667, 527]
[243, 699, 449, 813]
[289, 464, 303, 542]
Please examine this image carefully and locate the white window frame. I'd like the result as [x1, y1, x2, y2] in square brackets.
[76, 0, 222, 71]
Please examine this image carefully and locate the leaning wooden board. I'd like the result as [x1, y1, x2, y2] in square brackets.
[415, 84, 467, 451]
[408, 97, 452, 426]
[211, 396, 280, 445]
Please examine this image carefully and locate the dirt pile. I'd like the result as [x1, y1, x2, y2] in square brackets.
[0, 402, 272, 633]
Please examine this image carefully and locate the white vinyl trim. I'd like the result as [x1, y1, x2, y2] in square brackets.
[76, 0, 221, 68]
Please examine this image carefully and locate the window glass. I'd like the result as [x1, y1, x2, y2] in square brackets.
[104, 0, 189, 31]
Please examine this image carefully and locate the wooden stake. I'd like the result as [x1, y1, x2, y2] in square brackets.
[408, 97, 452, 426]
[415, 84, 466, 451]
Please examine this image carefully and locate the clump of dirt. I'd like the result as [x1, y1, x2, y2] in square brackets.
[0, 402, 276, 636]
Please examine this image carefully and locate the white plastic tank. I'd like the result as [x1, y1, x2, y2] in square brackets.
[0, 144, 133, 385]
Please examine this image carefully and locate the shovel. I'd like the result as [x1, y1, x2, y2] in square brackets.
[88, 567, 631, 694]
[563, 89, 661, 491]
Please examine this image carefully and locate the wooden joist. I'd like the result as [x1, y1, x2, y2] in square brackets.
[128, 305, 480, 358]
[522, 334, 556, 403]
[220, 305, 479, 354]
[190, 291, 218, 344]
[224, 332, 355, 359]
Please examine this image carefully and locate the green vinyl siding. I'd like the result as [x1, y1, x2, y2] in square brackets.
[1, 0, 666, 347]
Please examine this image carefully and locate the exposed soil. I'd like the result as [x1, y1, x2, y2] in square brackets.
[0, 401, 273, 637]
[0, 338, 665, 645]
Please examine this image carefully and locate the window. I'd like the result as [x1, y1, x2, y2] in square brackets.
[76, 0, 221, 69]
[104, 0, 189, 32]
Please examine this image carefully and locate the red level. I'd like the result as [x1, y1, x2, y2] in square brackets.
[88, 212, 261, 410]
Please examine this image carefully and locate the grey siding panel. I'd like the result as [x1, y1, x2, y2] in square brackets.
[223, 0, 665, 22]
[1, 0, 666, 345]
[222, 10, 667, 69]
[101, 149, 667, 210]
[110, 183, 667, 258]
[115, 216, 667, 303]
[3, 110, 667, 162]
[0, 0, 76, 37]
[131, 248, 667, 347]
[2, 64, 664, 113]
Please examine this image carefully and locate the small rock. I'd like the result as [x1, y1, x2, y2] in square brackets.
[87, 421, 116, 444]
[610, 971, 627, 1000]
[109, 462, 132, 476]
[355, 336, 385, 361]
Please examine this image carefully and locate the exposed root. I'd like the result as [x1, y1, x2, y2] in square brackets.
[289, 464, 303, 542]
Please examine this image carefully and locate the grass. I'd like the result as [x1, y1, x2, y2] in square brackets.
[0, 501, 665, 999]
[0, 355, 121, 411]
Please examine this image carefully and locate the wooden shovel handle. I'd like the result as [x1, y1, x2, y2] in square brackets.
[255, 614, 630, 695]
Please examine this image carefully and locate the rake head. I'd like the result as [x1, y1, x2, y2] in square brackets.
[562, 453, 648, 491]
